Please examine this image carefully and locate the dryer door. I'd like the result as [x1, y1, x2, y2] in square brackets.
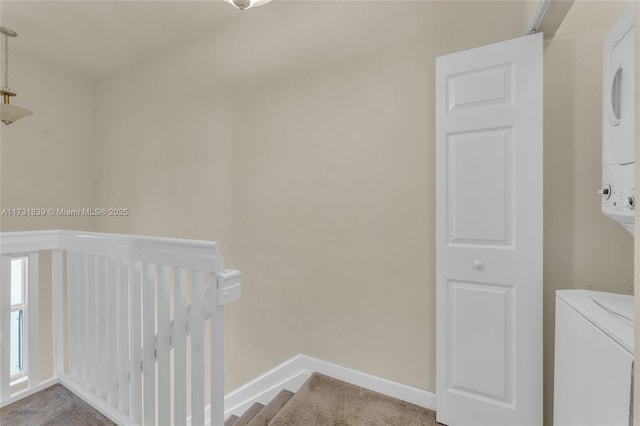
[603, 3, 635, 166]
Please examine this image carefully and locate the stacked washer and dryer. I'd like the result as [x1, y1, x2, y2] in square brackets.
[554, 3, 635, 425]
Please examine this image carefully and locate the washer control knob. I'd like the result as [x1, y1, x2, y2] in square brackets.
[628, 196, 635, 209]
[598, 185, 612, 199]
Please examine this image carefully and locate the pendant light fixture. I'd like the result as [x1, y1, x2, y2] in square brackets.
[224, 0, 272, 11]
[0, 27, 32, 125]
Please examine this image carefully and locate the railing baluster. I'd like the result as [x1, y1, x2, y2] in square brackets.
[142, 262, 156, 426]
[96, 256, 107, 399]
[86, 254, 97, 392]
[107, 258, 118, 406]
[76, 253, 87, 385]
[27, 251, 39, 388]
[157, 265, 171, 424]
[52, 249, 64, 377]
[0, 255, 11, 399]
[129, 261, 143, 423]
[117, 259, 130, 415]
[174, 268, 187, 426]
[67, 251, 78, 380]
[210, 274, 225, 426]
[191, 270, 205, 426]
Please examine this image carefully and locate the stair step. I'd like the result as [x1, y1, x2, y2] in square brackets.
[224, 414, 240, 426]
[247, 390, 295, 426]
[233, 402, 265, 426]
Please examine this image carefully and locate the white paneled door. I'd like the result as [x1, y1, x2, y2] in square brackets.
[435, 33, 543, 426]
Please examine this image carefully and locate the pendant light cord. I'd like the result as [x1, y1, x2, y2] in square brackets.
[2, 34, 9, 91]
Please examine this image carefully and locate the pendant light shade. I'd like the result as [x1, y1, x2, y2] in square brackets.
[0, 27, 32, 126]
[224, 0, 272, 10]
[1, 98, 33, 125]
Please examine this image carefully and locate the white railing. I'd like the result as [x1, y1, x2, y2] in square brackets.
[0, 230, 241, 426]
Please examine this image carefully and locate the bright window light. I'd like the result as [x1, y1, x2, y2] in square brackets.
[10, 257, 27, 381]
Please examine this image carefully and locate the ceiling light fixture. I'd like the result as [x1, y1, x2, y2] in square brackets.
[224, 0, 272, 11]
[0, 27, 32, 126]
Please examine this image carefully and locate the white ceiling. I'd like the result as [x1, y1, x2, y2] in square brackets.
[1, 0, 531, 83]
[0, 1, 241, 80]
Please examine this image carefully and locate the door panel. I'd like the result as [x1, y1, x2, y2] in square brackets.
[448, 127, 514, 246]
[436, 33, 543, 426]
[447, 63, 514, 112]
[448, 281, 514, 404]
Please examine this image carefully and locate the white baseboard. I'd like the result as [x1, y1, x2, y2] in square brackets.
[2, 357, 435, 426]
[222, 354, 436, 419]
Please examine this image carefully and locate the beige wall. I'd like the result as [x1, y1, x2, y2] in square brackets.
[0, 54, 96, 232]
[0, 54, 96, 387]
[224, 40, 438, 391]
[93, 1, 526, 393]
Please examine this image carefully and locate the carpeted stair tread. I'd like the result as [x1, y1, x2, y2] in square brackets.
[269, 373, 437, 426]
[0, 384, 114, 426]
[225, 414, 240, 426]
[233, 402, 265, 426]
[247, 390, 295, 426]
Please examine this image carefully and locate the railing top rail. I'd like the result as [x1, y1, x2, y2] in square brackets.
[0, 230, 60, 254]
[0, 230, 223, 271]
[58, 230, 220, 251]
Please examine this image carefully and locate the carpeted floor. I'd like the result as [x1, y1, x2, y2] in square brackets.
[268, 373, 438, 426]
[0, 384, 114, 426]
[3, 374, 440, 426]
